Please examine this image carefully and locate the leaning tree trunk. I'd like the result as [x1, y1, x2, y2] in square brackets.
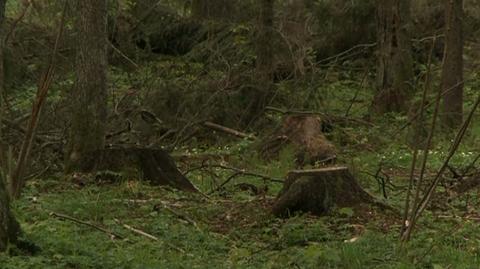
[441, 0, 464, 130]
[372, 0, 414, 114]
[67, 0, 108, 171]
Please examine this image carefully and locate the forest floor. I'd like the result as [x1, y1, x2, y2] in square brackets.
[1, 132, 480, 269]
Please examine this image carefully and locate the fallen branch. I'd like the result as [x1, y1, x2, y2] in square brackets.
[114, 218, 188, 254]
[154, 202, 201, 232]
[50, 212, 125, 240]
[203, 121, 256, 140]
[186, 163, 284, 184]
[114, 218, 158, 241]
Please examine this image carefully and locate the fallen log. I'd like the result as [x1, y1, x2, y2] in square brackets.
[272, 167, 379, 217]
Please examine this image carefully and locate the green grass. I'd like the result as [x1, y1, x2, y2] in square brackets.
[1, 167, 480, 269]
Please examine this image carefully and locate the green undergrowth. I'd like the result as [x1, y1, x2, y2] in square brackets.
[1, 166, 479, 269]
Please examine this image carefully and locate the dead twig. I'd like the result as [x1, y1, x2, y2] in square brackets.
[51, 212, 125, 240]
[203, 121, 256, 140]
[154, 202, 201, 231]
[114, 218, 188, 254]
[114, 218, 158, 241]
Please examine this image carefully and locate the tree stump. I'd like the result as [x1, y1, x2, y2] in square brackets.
[76, 148, 198, 192]
[272, 167, 375, 217]
[259, 115, 336, 166]
[0, 178, 20, 251]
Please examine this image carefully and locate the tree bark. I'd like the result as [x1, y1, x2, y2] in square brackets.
[0, 0, 19, 253]
[0, 176, 20, 252]
[67, 0, 108, 171]
[441, 0, 464, 130]
[256, 0, 274, 83]
[373, 0, 414, 114]
[191, 0, 234, 22]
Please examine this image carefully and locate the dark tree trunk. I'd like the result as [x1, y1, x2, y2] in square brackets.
[0, 176, 20, 252]
[373, 0, 414, 114]
[0, 0, 5, 156]
[0, 0, 19, 252]
[256, 0, 274, 83]
[441, 0, 463, 130]
[191, 0, 234, 22]
[67, 0, 108, 171]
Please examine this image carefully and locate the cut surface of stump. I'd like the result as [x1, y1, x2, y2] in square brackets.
[76, 147, 198, 192]
[272, 167, 376, 217]
[0, 178, 20, 251]
[260, 115, 336, 166]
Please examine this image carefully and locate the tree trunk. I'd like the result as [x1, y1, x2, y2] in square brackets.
[256, 0, 274, 83]
[0, 0, 19, 253]
[0, 0, 5, 165]
[191, 0, 234, 22]
[0, 177, 20, 252]
[372, 0, 414, 114]
[441, 0, 463, 130]
[67, 0, 108, 171]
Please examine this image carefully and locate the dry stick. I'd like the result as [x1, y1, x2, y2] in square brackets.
[413, 93, 480, 222]
[157, 202, 201, 231]
[401, 75, 443, 241]
[114, 218, 187, 254]
[202, 164, 284, 183]
[114, 218, 158, 241]
[51, 212, 125, 240]
[403, 97, 480, 240]
[10, 0, 67, 198]
[401, 36, 436, 238]
[208, 171, 242, 195]
[401, 1, 456, 241]
[203, 121, 256, 140]
[108, 40, 139, 69]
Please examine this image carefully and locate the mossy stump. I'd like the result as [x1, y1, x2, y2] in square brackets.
[272, 167, 375, 217]
[260, 115, 336, 166]
[75, 148, 198, 192]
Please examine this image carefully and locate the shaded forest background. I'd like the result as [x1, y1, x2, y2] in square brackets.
[0, 0, 480, 268]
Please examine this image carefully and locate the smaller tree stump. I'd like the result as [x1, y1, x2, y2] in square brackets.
[259, 115, 336, 166]
[272, 167, 375, 217]
[75, 148, 199, 192]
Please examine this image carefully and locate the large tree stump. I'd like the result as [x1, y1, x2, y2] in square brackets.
[0, 178, 20, 251]
[260, 115, 336, 166]
[76, 148, 198, 192]
[272, 167, 376, 216]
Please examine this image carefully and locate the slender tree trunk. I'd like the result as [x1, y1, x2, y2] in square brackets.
[256, 0, 274, 83]
[373, 0, 414, 114]
[67, 0, 108, 171]
[191, 0, 234, 22]
[441, 0, 463, 130]
[0, 175, 20, 252]
[0, 0, 20, 252]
